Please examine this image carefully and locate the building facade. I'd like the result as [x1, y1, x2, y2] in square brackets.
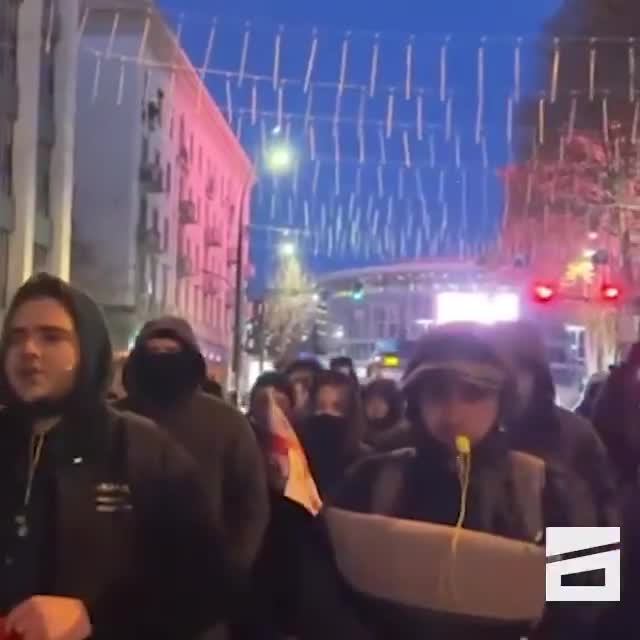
[73, 4, 252, 373]
[0, 0, 79, 308]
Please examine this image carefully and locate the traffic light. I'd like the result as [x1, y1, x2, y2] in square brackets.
[351, 281, 365, 301]
[533, 283, 555, 303]
[601, 284, 621, 301]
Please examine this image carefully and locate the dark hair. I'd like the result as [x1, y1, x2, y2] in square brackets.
[202, 378, 223, 399]
[363, 378, 404, 424]
[250, 371, 295, 410]
[311, 369, 366, 448]
[284, 358, 324, 378]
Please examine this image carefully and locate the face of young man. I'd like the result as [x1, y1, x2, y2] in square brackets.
[5, 298, 80, 404]
[419, 376, 500, 447]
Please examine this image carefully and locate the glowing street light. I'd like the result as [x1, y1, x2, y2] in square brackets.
[279, 241, 296, 257]
[264, 141, 295, 175]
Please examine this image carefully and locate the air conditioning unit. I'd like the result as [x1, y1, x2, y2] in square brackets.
[204, 226, 222, 248]
[139, 163, 164, 193]
[177, 255, 194, 278]
[179, 200, 197, 224]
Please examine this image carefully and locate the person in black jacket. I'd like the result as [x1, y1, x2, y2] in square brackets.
[116, 317, 269, 575]
[302, 370, 371, 499]
[334, 324, 600, 640]
[362, 378, 413, 452]
[490, 322, 618, 528]
[0, 274, 231, 640]
[236, 372, 372, 639]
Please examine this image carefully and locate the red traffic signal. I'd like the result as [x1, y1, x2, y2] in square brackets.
[601, 284, 621, 301]
[533, 283, 555, 303]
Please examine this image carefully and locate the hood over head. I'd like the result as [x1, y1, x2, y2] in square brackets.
[0, 273, 113, 415]
[362, 378, 404, 426]
[489, 321, 555, 404]
[304, 369, 367, 454]
[402, 323, 516, 435]
[123, 316, 207, 402]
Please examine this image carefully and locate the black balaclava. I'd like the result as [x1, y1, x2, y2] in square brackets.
[125, 317, 206, 407]
[0, 273, 113, 424]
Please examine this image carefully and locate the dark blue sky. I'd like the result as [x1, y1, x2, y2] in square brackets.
[158, 0, 562, 287]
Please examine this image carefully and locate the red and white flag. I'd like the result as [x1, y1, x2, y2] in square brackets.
[265, 389, 323, 516]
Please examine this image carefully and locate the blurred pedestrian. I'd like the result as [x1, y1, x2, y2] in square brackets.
[116, 317, 269, 575]
[237, 374, 371, 639]
[302, 370, 370, 499]
[202, 377, 224, 400]
[362, 378, 412, 451]
[0, 275, 231, 640]
[491, 322, 618, 527]
[330, 356, 359, 385]
[284, 358, 324, 426]
[575, 372, 607, 421]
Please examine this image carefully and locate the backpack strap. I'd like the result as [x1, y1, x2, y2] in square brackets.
[508, 450, 546, 543]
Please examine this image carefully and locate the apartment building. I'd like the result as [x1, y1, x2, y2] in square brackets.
[0, 0, 79, 308]
[73, 3, 253, 372]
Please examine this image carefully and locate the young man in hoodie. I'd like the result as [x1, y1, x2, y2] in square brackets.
[490, 321, 618, 528]
[0, 274, 231, 640]
[333, 324, 600, 639]
[116, 317, 269, 575]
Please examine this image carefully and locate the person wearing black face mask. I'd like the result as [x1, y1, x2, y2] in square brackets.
[302, 370, 371, 499]
[115, 317, 269, 587]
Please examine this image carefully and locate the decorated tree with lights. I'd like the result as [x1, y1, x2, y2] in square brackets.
[262, 246, 317, 363]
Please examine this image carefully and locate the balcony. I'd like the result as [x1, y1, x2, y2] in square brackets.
[179, 199, 197, 224]
[202, 272, 224, 296]
[204, 226, 223, 248]
[139, 163, 164, 193]
[205, 177, 215, 200]
[177, 145, 189, 171]
[177, 254, 195, 278]
[139, 227, 163, 254]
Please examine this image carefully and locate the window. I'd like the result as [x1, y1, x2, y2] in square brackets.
[161, 264, 169, 310]
[195, 244, 200, 272]
[165, 162, 172, 194]
[194, 285, 200, 322]
[141, 137, 149, 164]
[169, 112, 174, 140]
[33, 244, 47, 273]
[0, 119, 13, 197]
[185, 277, 191, 313]
[198, 145, 203, 174]
[36, 143, 51, 217]
[152, 207, 159, 230]
[189, 133, 194, 161]
[150, 257, 158, 308]
[163, 217, 169, 252]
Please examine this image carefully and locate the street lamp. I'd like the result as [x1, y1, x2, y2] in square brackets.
[279, 241, 296, 257]
[263, 140, 295, 175]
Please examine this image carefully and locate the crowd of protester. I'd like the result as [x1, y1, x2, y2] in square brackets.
[1, 273, 639, 639]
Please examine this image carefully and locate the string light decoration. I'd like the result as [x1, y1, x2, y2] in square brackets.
[71, 7, 640, 273]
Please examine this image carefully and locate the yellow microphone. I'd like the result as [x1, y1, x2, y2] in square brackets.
[455, 435, 471, 455]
